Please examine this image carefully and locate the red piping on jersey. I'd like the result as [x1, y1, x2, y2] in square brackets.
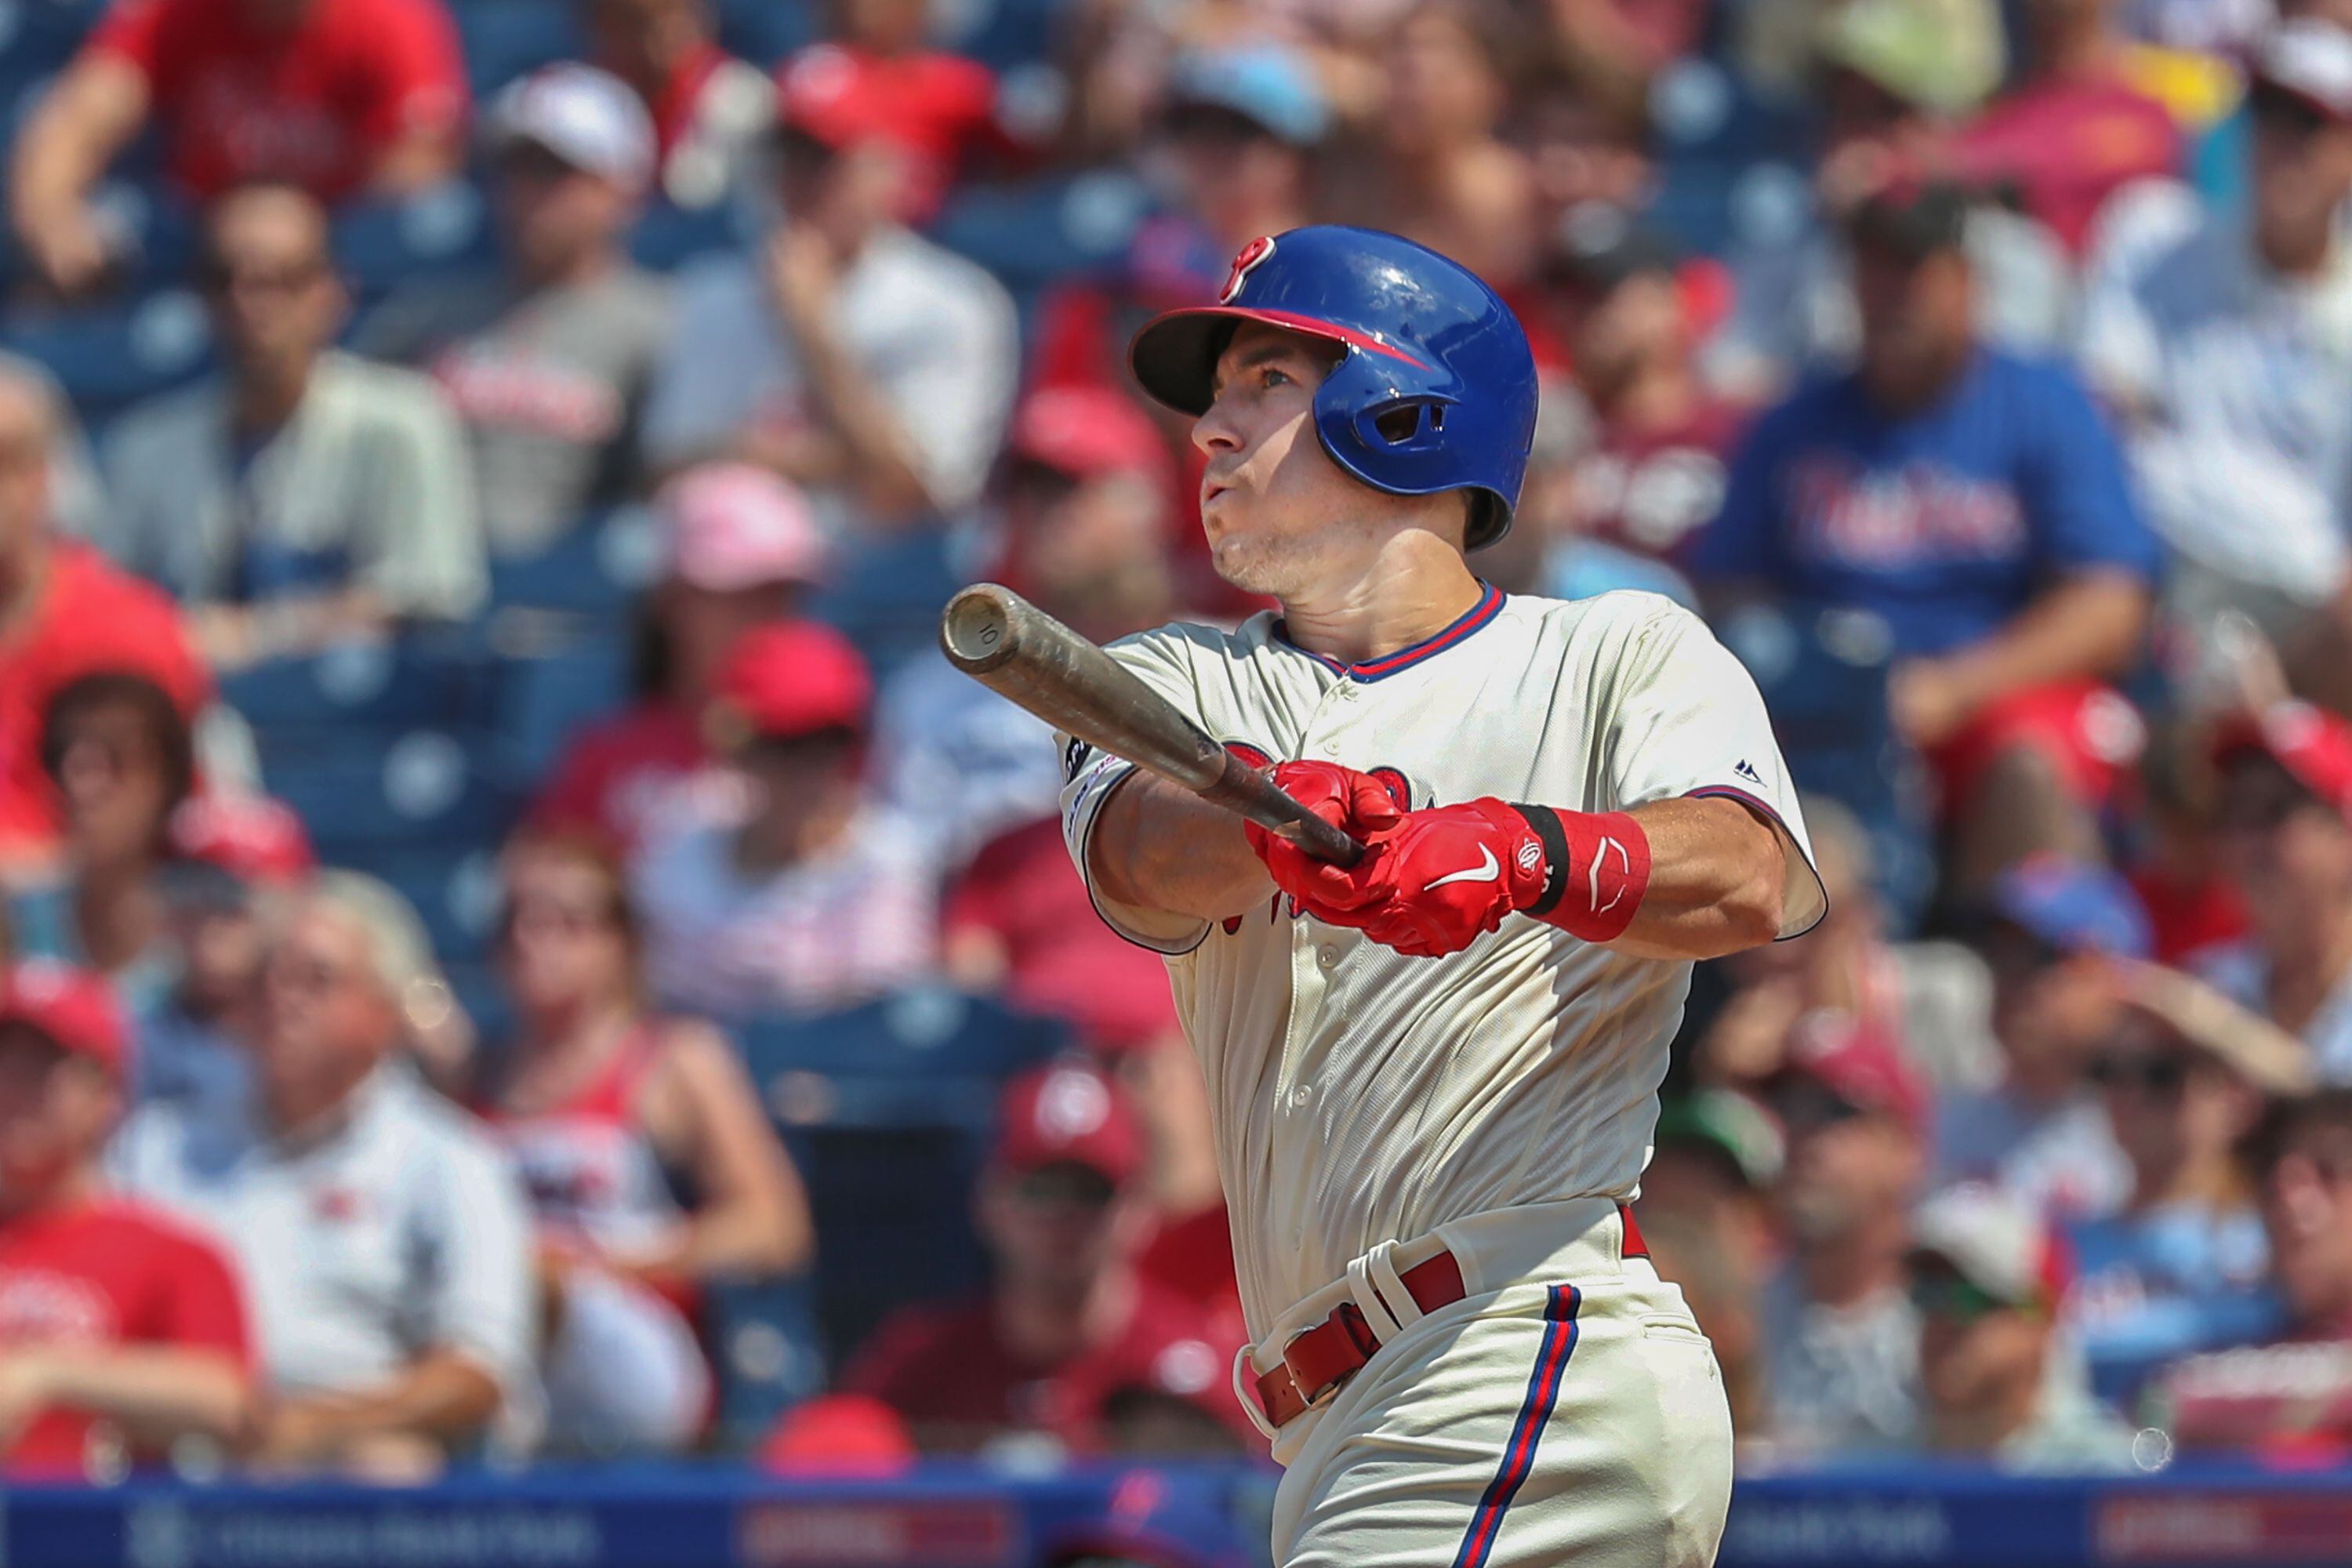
[1275, 583, 1505, 682]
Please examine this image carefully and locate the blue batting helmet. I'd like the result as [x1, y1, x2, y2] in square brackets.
[1128, 225, 1539, 550]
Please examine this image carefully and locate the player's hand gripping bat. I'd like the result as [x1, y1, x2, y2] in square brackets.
[939, 583, 1366, 868]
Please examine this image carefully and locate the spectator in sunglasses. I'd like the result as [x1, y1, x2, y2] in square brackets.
[1906, 1183, 2137, 1468]
[1758, 1022, 1933, 1457]
[100, 183, 484, 670]
[631, 620, 935, 1018]
[2203, 702, 2352, 1083]
[834, 1061, 1242, 1456]
[481, 829, 811, 1454]
[2064, 964, 2312, 1406]
[2157, 1089, 2352, 1454]
[1932, 856, 2144, 1219]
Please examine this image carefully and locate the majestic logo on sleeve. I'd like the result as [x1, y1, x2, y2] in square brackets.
[1735, 759, 1763, 785]
[1220, 236, 1277, 303]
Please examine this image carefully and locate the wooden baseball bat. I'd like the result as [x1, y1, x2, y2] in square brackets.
[939, 583, 1366, 867]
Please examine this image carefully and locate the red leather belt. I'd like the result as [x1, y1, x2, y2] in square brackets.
[1252, 1204, 1648, 1429]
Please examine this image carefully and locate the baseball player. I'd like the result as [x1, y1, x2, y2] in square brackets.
[1058, 226, 1827, 1568]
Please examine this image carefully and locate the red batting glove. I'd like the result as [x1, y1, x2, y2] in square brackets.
[1243, 760, 1408, 919]
[1348, 800, 1551, 957]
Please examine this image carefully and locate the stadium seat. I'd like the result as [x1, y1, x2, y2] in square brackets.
[332, 185, 498, 304]
[261, 724, 524, 853]
[0, 289, 212, 418]
[485, 631, 634, 783]
[487, 506, 660, 617]
[714, 0, 815, 66]
[1715, 603, 1937, 930]
[808, 528, 963, 683]
[219, 637, 491, 739]
[735, 990, 1070, 1362]
[702, 1274, 827, 1450]
[628, 201, 747, 274]
[455, 0, 583, 98]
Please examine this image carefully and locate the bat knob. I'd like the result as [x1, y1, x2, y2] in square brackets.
[941, 585, 1022, 673]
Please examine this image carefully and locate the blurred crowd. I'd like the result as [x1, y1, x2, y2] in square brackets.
[0, 0, 2342, 1509]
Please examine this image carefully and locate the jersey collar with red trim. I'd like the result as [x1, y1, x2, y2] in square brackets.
[1272, 582, 1505, 682]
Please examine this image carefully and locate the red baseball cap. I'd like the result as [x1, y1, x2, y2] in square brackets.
[2212, 700, 2352, 818]
[710, 621, 873, 744]
[996, 1062, 1145, 1186]
[167, 793, 315, 884]
[0, 961, 129, 1082]
[1005, 387, 1173, 485]
[1775, 1014, 1929, 1139]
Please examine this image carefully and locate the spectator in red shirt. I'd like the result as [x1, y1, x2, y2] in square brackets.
[582, 0, 775, 210]
[7, 0, 469, 297]
[0, 961, 254, 1479]
[1955, 0, 2183, 255]
[834, 1062, 1245, 1456]
[531, 463, 829, 856]
[2158, 1089, 2352, 1455]
[0, 366, 209, 884]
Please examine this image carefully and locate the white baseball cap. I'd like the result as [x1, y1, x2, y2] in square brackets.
[487, 64, 658, 192]
[2255, 19, 2352, 123]
[1908, 1183, 2063, 1310]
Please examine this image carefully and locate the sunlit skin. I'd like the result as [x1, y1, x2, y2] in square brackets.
[1191, 321, 1469, 609]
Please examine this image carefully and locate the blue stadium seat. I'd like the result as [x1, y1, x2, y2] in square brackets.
[0, 290, 212, 418]
[262, 724, 524, 851]
[930, 172, 1152, 297]
[628, 201, 746, 273]
[332, 185, 498, 303]
[486, 631, 634, 782]
[220, 638, 490, 739]
[487, 507, 659, 616]
[703, 1275, 826, 1450]
[942, 0, 1065, 71]
[808, 528, 963, 684]
[455, 0, 583, 97]
[713, 0, 815, 66]
[1715, 604, 1936, 930]
[735, 990, 1069, 1361]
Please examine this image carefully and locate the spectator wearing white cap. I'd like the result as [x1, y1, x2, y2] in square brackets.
[2078, 19, 2352, 685]
[530, 463, 829, 858]
[1906, 1184, 2138, 1470]
[112, 873, 537, 1476]
[361, 65, 673, 559]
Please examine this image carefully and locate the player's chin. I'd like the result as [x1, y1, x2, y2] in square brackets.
[1207, 532, 1289, 597]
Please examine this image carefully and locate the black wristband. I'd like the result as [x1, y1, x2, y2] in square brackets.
[1509, 802, 1570, 916]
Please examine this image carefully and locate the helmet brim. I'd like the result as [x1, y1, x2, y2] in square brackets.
[1129, 305, 1418, 416]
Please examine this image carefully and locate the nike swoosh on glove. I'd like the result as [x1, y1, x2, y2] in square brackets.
[1348, 800, 1552, 958]
[1242, 760, 1408, 918]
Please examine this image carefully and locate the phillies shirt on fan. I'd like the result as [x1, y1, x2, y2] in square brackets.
[82, 0, 467, 202]
[0, 1202, 249, 1476]
[1693, 350, 2160, 659]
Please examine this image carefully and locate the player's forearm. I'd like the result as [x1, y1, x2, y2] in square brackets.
[1929, 571, 2151, 715]
[1088, 769, 1276, 924]
[1606, 797, 1788, 960]
[37, 1347, 254, 1449]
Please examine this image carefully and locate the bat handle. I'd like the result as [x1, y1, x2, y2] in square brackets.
[1200, 752, 1367, 868]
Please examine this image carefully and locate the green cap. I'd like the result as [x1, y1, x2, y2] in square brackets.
[1653, 1089, 1786, 1189]
[1817, 0, 2005, 115]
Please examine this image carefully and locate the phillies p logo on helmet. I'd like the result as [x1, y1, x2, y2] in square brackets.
[1220, 235, 1277, 303]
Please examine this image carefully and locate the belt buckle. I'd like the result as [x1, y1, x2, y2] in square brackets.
[1283, 1301, 1383, 1411]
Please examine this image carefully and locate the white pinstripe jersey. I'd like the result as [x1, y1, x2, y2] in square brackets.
[1058, 586, 1824, 1339]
